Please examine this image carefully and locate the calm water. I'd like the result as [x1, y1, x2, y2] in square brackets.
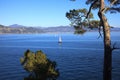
[0, 32, 120, 80]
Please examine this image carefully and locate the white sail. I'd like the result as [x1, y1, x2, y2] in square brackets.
[58, 36, 62, 43]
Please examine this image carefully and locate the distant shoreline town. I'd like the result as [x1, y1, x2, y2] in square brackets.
[0, 24, 120, 34]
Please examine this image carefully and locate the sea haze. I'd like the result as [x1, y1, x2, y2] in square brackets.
[0, 32, 120, 80]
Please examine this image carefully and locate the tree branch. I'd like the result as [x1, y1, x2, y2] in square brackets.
[102, 0, 117, 13]
[97, 26, 103, 39]
[111, 42, 120, 51]
[86, 0, 98, 19]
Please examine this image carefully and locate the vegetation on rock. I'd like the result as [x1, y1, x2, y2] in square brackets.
[20, 50, 59, 80]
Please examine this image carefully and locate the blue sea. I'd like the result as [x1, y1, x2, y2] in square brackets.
[0, 32, 120, 80]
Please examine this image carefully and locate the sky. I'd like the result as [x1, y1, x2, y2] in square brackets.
[0, 0, 120, 27]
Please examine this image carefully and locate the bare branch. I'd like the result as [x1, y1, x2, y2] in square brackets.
[86, 0, 98, 19]
[111, 42, 120, 51]
[97, 26, 103, 39]
[110, 0, 117, 7]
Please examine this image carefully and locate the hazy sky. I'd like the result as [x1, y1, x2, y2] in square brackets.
[0, 0, 120, 27]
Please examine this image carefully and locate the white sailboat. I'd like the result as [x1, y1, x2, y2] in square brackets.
[58, 36, 62, 43]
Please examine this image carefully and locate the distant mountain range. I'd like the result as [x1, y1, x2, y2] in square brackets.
[0, 24, 74, 34]
[0, 24, 120, 34]
[9, 24, 26, 28]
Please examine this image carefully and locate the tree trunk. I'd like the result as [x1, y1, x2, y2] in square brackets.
[98, 0, 112, 80]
